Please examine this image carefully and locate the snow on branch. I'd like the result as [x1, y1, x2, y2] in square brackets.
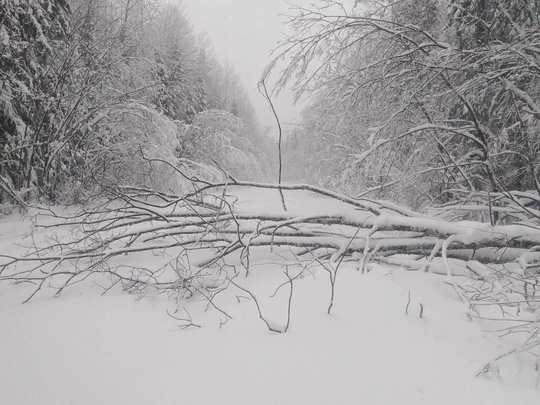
[2, 174, 539, 300]
[1, 171, 539, 371]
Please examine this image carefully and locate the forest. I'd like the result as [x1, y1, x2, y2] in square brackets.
[0, 0, 276, 207]
[1, 0, 540, 400]
[280, 0, 540, 217]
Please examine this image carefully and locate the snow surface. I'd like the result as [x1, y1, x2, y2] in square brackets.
[1, 190, 539, 404]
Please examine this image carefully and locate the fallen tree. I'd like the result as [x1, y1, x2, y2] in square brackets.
[0, 167, 539, 377]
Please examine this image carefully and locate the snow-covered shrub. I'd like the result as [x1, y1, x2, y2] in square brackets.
[80, 102, 195, 195]
[178, 109, 266, 181]
[0, 202, 14, 217]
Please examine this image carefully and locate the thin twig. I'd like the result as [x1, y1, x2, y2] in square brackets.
[258, 79, 287, 212]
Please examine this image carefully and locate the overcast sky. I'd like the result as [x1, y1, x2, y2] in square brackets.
[183, 0, 304, 132]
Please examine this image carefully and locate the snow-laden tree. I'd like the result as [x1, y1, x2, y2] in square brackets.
[80, 102, 193, 196]
[0, 0, 162, 203]
[178, 109, 266, 181]
[0, 0, 70, 203]
[270, 0, 540, 223]
[151, 3, 205, 123]
[278, 0, 450, 205]
[34, 0, 163, 202]
[0, 0, 271, 204]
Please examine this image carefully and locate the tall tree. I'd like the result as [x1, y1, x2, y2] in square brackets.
[266, 0, 540, 221]
[152, 3, 205, 123]
[0, 0, 70, 202]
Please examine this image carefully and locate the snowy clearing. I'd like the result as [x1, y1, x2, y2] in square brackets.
[1, 189, 539, 404]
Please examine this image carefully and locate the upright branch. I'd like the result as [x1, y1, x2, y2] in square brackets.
[258, 79, 287, 212]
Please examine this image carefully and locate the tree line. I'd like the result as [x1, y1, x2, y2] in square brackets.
[277, 0, 540, 224]
[0, 0, 275, 207]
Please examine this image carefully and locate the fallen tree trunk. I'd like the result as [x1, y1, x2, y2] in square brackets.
[1, 175, 539, 375]
[1, 177, 540, 298]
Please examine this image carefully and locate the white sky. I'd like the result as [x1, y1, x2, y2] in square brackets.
[183, 0, 304, 132]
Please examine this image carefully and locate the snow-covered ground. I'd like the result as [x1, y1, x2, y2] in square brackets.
[1, 190, 539, 404]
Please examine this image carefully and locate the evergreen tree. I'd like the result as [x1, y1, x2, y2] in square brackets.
[0, 0, 70, 202]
